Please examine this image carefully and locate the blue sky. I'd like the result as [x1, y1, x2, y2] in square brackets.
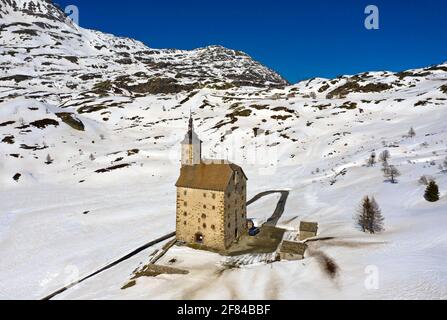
[55, 0, 447, 83]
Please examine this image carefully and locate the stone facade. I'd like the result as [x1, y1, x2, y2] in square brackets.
[298, 221, 318, 241]
[279, 241, 307, 261]
[176, 171, 247, 251]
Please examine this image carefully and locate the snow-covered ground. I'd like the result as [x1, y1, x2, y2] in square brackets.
[2, 81, 447, 299]
[1, 0, 447, 300]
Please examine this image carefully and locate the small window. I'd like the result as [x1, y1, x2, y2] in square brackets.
[201, 213, 206, 219]
[211, 225, 216, 230]
[227, 222, 231, 228]
[203, 205, 207, 209]
[203, 223, 207, 229]
[184, 221, 187, 225]
[212, 205, 216, 210]
[203, 193, 207, 198]
[183, 201, 187, 207]
[212, 193, 216, 199]
[198, 218, 201, 223]
[183, 212, 187, 217]
[183, 190, 187, 196]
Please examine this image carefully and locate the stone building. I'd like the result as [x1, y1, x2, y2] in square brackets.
[175, 115, 248, 252]
[299, 221, 318, 241]
[279, 241, 308, 261]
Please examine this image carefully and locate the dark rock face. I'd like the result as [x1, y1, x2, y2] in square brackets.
[29, 118, 59, 129]
[55, 113, 85, 131]
[0, 0, 68, 22]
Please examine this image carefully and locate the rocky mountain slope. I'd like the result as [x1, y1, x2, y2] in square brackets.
[0, 0, 288, 107]
[1, 0, 447, 300]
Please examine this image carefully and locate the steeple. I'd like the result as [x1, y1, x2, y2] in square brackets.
[187, 112, 194, 143]
[181, 113, 202, 166]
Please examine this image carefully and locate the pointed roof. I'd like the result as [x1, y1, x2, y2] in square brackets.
[181, 114, 201, 145]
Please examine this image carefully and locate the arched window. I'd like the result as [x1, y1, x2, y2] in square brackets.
[194, 233, 204, 244]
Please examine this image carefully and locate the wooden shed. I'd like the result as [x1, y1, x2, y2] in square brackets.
[279, 241, 308, 261]
[299, 221, 318, 241]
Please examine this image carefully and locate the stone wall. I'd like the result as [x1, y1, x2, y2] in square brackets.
[175, 173, 247, 251]
[299, 231, 317, 241]
[176, 187, 226, 251]
[181, 143, 201, 166]
[223, 171, 247, 248]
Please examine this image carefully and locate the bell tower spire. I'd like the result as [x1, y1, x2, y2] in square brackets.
[181, 112, 202, 166]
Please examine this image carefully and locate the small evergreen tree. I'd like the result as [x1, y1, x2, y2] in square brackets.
[45, 154, 53, 165]
[408, 127, 416, 138]
[89, 153, 95, 161]
[356, 196, 384, 234]
[424, 181, 440, 202]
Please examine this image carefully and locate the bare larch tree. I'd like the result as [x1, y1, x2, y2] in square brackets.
[356, 196, 384, 234]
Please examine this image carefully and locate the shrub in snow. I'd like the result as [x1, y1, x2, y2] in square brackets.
[366, 152, 376, 167]
[383, 164, 400, 184]
[439, 158, 447, 173]
[379, 150, 390, 163]
[355, 196, 384, 234]
[424, 181, 440, 202]
[419, 175, 434, 186]
[408, 127, 416, 138]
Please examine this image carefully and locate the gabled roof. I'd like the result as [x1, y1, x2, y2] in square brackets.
[300, 221, 318, 233]
[280, 241, 307, 255]
[175, 161, 247, 192]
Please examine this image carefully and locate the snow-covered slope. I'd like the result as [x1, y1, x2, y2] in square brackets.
[1, 0, 447, 300]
